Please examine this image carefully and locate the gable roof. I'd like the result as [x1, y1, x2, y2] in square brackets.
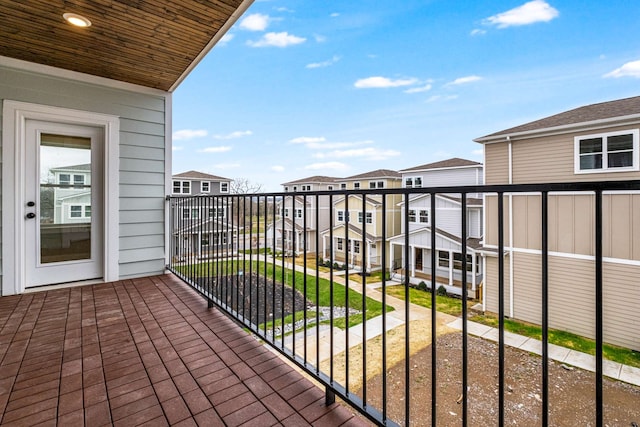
[0, 1, 252, 91]
[282, 176, 339, 185]
[344, 169, 401, 180]
[475, 95, 640, 142]
[400, 158, 482, 173]
[173, 171, 230, 181]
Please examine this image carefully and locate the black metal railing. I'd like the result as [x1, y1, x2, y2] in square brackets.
[167, 180, 640, 427]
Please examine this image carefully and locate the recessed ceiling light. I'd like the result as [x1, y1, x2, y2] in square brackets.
[63, 13, 91, 28]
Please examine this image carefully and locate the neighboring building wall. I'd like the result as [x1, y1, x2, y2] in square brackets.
[0, 65, 168, 289]
[482, 124, 640, 350]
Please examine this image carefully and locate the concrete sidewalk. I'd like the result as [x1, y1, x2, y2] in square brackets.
[447, 317, 640, 387]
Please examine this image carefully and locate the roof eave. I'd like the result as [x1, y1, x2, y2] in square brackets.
[168, 0, 255, 92]
[474, 113, 640, 144]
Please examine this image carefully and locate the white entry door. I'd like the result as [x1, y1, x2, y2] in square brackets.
[24, 120, 104, 287]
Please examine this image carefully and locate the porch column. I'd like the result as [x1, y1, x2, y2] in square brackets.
[389, 243, 395, 272]
[366, 241, 371, 271]
[410, 245, 415, 278]
[197, 231, 202, 257]
[322, 235, 327, 259]
[448, 250, 454, 286]
[471, 252, 477, 291]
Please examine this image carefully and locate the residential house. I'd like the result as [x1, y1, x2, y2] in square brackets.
[475, 96, 640, 350]
[0, 1, 252, 294]
[388, 158, 484, 297]
[171, 171, 237, 260]
[271, 176, 338, 255]
[320, 169, 403, 272]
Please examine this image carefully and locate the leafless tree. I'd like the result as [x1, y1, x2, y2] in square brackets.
[230, 177, 263, 195]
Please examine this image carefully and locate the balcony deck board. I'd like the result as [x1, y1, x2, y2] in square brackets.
[0, 274, 367, 426]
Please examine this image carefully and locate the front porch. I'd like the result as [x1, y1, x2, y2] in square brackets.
[0, 274, 366, 426]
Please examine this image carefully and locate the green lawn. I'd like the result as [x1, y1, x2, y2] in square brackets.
[385, 285, 463, 316]
[471, 314, 640, 369]
[177, 260, 392, 329]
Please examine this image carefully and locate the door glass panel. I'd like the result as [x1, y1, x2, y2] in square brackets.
[40, 134, 92, 263]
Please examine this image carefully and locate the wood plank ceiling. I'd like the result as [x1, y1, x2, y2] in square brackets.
[0, 0, 247, 91]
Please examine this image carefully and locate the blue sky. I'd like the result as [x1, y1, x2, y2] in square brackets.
[172, 0, 640, 191]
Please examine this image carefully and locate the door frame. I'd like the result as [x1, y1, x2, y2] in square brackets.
[2, 100, 120, 295]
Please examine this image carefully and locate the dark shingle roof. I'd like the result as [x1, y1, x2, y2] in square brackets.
[476, 95, 640, 141]
[173, 171, 230, 181]
[400, 158, 482, 172]
[281, 176, 339, 185]
[344, 169, 401, 180]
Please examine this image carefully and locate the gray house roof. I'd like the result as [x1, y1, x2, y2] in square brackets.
[475, 95, 640, 142]
[344, 169, 401, 180]
[282, 176, 339, 185]
[400, 158, 482, 173]
[173, 171, 230, 181]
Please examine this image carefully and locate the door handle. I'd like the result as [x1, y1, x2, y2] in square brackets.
[25, 213, 36, 219]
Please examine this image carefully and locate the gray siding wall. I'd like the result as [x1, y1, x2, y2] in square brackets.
[1, 65, 168, 288]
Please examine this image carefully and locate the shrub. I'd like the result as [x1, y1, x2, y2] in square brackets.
[341, 263, 348, 271]
[417, 281, 428, 292]
[333, 262, 340, 270]
[318, 257, 324, 265]
[437, 285, 447, 296]
[325, 260, 333, 267]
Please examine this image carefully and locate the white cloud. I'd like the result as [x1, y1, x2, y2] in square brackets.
[314, 147, 401, 161]
[271, 165, 285, 172]
[213, 130, 253, 140]
[172, 129, 208, 141]
[306, 56, 341, 69]
[212, 163, 241, 170]
[304, 162, 348, 171]
[604, 60, 640, 78]
[275, 7, 293, 13]
[470, 29, 486, 36]
[330, 12, 340, 18]
[472, 148, 484, 157]
[483, 0, 559, 28]
[290, 136, 326, 144]
[314, 34, 327, 43]
[404, 83, 432, 94]
[307, 140, 373, 150]
[426, 95, 459, 103]
[219, 33, 234, 45]
[248, 32, 306, 48]
[447, 75, 483, 85]
[239, 13, 270, 31]
[354, 76, 419, 89]
[199, 146, 232, 153]
[172, 146, 183, 151]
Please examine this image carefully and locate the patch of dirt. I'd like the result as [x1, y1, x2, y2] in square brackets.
[360, 332, 640, 426]
[197, 274, 310, 325]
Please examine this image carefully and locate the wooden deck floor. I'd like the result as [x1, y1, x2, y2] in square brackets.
[0, 274, 367, 426]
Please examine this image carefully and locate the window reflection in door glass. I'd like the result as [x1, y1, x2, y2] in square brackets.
[39, 134, 92, 263]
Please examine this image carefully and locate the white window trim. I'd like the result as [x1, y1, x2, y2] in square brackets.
[353, 182, 361, 189]
[172, 180, 191, 194]
[574, 129, 639, 174]
[2, 100, 120, 295]
[220, 182, 229, 193]
[68, 204, 92, 219]
[201, 181, 210, 193]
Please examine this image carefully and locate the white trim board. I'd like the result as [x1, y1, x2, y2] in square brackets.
[2, 100, 120, 295]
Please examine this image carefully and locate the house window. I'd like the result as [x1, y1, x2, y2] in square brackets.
[405, 177, 422, 188]
[85, 206, 91, 217]
[220, 182, 229, 193]
[73, 175, 85, 186]
[353, 240, 360, 254]
[575, 130, 639, 173]
[302, 185, 311, 191]
[438, 251, 449, 268]
[419, 210, 429, 223]
[340, 183, 347, 190]
[209, 208, 225, 218]
[414, 177, 423, 188]
[284, 186, 289, 192]
[337, 238, 343, 251]
[191, 208, 199, 219]
[70, 205, 82, 218]
[201, 182, 210, 193]
[405, 178, 413, 188]
[337, 210, 344, 222]
[358, 212, 373, 224]
[182, 208, 190, 219]
[327, 185, 334, 190]
[353, 182, 360, 189]
[295, 208, 303, 218]
[59, 174, 71, 186]
[408, 209, 416, 222]
[369, 181, 384, 189]
[172, 180, 190, 194]
[284, 208, 289, 217]
[293, 186, 297, 191]
[453, 253, 474, 272]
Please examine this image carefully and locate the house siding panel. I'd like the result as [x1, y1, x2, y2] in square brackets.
[484, 143, 510, 184]
[1, 65, 168, 292]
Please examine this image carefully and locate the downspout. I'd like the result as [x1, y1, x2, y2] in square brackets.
[508, 137, 514, 318]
